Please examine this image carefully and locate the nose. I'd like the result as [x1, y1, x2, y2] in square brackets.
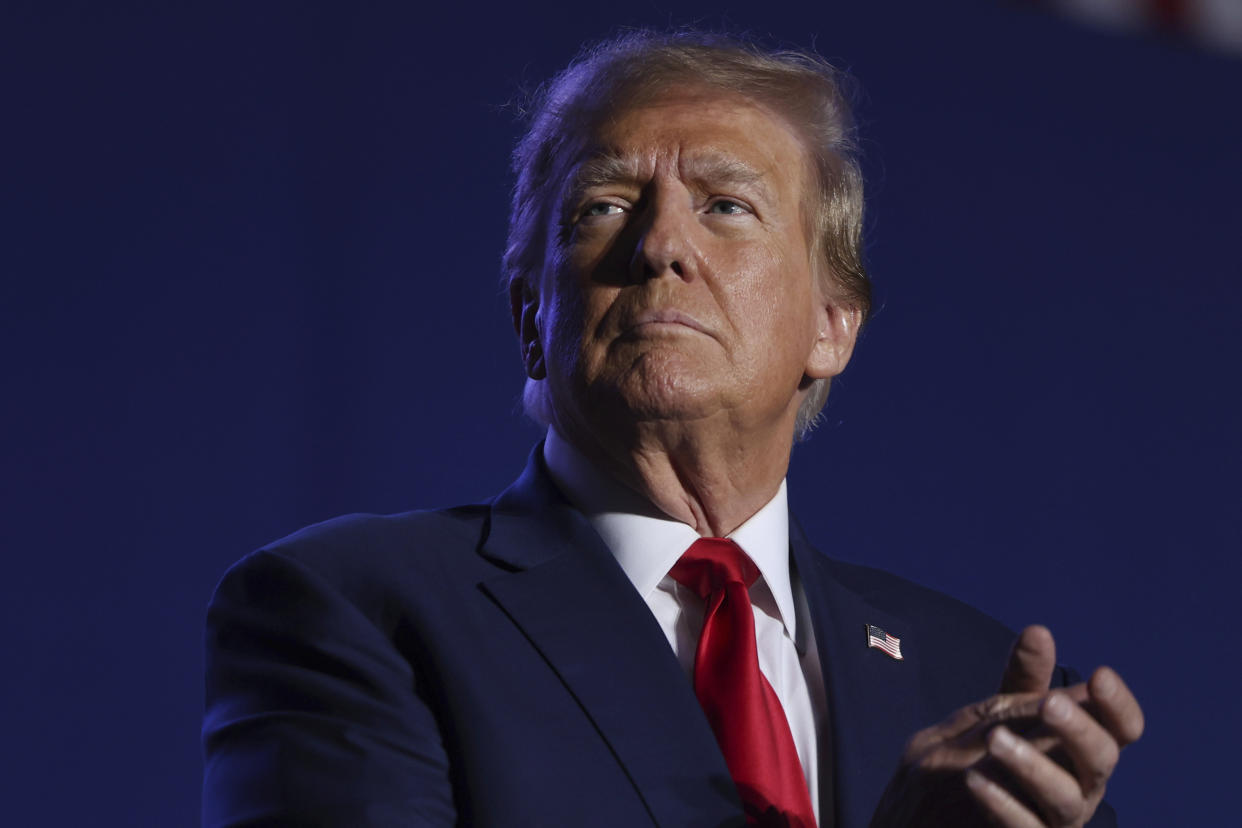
[628, 193, 695, 283]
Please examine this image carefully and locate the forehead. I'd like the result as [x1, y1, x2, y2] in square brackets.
[570, 90, 810, 192]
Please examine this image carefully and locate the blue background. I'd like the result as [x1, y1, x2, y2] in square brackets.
[3, 2, 1238, 825]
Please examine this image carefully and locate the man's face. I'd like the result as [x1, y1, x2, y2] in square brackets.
[520, 89, 856, 444]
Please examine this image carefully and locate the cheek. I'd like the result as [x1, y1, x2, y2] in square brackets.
[542, 276, 617, 371]
[718, 243, 817, 338]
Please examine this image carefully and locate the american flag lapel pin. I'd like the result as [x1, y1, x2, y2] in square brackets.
[866, 624, 903, 660]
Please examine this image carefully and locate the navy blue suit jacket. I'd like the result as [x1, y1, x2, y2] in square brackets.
[203, 448, 1115, 827]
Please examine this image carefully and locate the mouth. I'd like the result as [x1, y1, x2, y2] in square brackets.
[624, 308, 711, 337]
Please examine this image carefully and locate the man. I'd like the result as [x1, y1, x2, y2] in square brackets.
[203, 31, 1143, 827]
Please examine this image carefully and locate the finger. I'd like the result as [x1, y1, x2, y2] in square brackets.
[910, 679, 1089, 765]
[908, 689, 1044, 755]
[1039, 691, 1118, 803]
[1018, 682, 1090, 749]
[1000, 625, 1056, 694]
[966, 766, 1044, 828]
[985, 724, 1090, 826]
[1088, 666, 1145, 747]
[956, 681, 1087, 746]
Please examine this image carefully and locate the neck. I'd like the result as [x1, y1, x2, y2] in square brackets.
[552, 413, 795, 537]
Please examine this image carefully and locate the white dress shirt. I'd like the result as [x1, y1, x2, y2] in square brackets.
[543, 427, 827, 823]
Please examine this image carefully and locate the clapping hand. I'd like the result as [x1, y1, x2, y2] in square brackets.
[870, 625, 1144, 827]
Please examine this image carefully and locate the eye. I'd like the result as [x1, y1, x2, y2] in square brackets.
[707, 199, 749, 215]
[580, 202, 625, 218]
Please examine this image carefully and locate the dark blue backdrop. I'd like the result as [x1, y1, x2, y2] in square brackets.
[3, 2, 1238, 825]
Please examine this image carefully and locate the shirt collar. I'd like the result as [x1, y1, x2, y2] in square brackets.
[543, 426, 798, 642]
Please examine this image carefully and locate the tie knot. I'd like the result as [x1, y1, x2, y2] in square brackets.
[669, 537, 759, 599]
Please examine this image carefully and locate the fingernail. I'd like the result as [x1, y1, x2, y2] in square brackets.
[990, 725, 1018, 755]
[965, 769, 989, 793]
[1044, 693, 1072, 723]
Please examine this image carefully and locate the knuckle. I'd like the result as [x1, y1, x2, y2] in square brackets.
[1049, 797, 1086, 827]
[1101, 736, 1120, 769]
[912, 744, 952, 773]
[974, 695, 1009, 720]
[901, 726, 935, 761]
[1092, 739, 1120, 784]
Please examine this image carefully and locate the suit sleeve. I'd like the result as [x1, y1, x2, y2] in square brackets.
[202, 549, 456, 827]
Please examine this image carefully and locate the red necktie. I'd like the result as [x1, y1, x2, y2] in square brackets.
[670, 538, 817, 828]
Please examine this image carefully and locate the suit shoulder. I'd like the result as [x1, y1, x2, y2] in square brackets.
[214, 504, 491, 612]
[267, 505, 488, 562]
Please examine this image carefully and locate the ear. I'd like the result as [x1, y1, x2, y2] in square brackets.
[804, 295, 861, 381]
[509, 276, 547, 380]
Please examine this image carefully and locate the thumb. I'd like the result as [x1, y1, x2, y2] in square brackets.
[999, 624, 1056, 694]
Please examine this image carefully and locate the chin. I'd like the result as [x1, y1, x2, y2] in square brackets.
[603, 368, 725, 425]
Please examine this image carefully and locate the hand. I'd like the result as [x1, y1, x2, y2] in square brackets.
[870, 625, 1144, 827]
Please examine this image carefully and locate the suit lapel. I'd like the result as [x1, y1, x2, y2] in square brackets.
[479, 449, 743, 828]
[791, 522, 926, 828]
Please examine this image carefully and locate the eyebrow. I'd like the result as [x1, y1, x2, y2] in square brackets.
[684, 153, 768, 195]
[566, 150, 772, 201]
[567, 151, 643, 195]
